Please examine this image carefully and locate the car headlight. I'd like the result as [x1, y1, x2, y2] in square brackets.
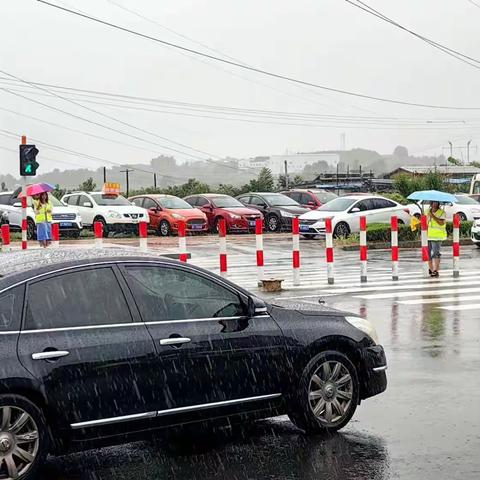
[172, 213, 185, 220]
[280, 210, 295, 218]
[77, 215, 82, 223]
[107, 210, 122, 219]
[230, 214, 241, 219]
[345, 316, 379, 344]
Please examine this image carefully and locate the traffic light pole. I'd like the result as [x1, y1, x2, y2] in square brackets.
[21, 135, 28, 250]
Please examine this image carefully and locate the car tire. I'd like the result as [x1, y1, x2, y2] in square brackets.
[333, 222, 350, 238]
[266, 214, 281, 232]
[458, 212, 467, 222]
[0, 394, 49, 480]
[26, 218, 36, 241]
[93, 216, 109, 238]
[288, 350, 359, 434]
[158, 220, 171, 237]
[213, 217, 226, 234]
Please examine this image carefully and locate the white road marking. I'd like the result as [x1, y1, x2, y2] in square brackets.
[439, 303, 480, 311]
[398, 295, 480, 305]
[355, 286, 480, 300]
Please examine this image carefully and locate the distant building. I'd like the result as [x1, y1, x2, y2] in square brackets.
[238, 153, 340, 174]
[387, 165, 480, 181]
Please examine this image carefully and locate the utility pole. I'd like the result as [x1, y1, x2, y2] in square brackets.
[103, 167, 107, 184]
[467, 140, 472, 165]
[153, 173, 157, 189]
[448, 141, 453, 158]
[284, 160, 289, 190]
[120, 168, 133, 197]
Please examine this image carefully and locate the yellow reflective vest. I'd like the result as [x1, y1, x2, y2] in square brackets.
[427, 207, 447, 241]
[34, 200, 53, 223]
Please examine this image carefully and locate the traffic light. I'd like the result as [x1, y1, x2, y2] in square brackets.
[19, 144, 40, 176]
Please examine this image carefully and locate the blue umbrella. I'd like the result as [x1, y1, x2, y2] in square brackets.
[407, 190, 457, 203]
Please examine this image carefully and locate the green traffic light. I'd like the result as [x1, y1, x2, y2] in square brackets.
[25, 164, 32, 174]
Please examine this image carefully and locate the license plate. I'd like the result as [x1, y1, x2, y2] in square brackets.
[191, 224, 203, 230]
[249, 221, 256, 227]
[60, 222, 73, 227]
[300, 225, 310, 231]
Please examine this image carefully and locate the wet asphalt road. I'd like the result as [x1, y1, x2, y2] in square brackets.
[43, 237, 480, 479]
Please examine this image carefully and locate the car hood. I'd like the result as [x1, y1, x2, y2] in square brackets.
[96, 205, 147, 213]
[218, 207, 263, 216]
[166, 208, 206, 218]
[52, 206, 78, 215]
[276, 205, 309, 215]
[300, 210, 339, 221]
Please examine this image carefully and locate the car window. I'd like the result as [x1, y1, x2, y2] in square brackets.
[289, 192, 301, 203]
[196, 197, 209, 207]
[353, 200, 373, 211]
[130, 197, 144, 208]
[78, 195, 91, 207]
[66, 194, 79, 206]
[299, 193, 313, 204]
[318, 198, 357, 212]
[25, 268, 132, 330]
[237, 196, 251, 204]
[455, 195, 479, 205]
[90, 194, 131, 206]
[0, 194, 11, 205]
[143, 198, 157, 210]
[124, 266, 245, 321]
[249, 196, 266, 206]
[371, 198, 396, 209]
[0, 286, 24, 330]
[184, 196, 197, 206]
[159, 197, 192, 209]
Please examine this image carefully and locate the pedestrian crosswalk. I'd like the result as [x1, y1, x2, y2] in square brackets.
[191, 253, 480, 312]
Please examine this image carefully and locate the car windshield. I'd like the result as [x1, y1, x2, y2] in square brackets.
[260, 194, 299, 207]
[455, 195, 479, 205]
[317, 197, 357, 212]
[26, 195, 62, 207]
[91, 193, 131, 206]
[312, 191, 337, 203]
[211, 197, 244, 208]
[159, 197, 192, 209]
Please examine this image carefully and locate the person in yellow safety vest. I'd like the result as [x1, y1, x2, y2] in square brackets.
[33, 192, 53, 248]
[427, 201, 447, 277]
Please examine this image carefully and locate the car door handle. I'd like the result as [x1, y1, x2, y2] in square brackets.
[159, 337, 191, 346]
[32, 350, 70, 361]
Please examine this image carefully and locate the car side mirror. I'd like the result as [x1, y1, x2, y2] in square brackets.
[247, 296, 268, 317]
[350, 207, 360, 213]
[13, 202, 22, 208]
[150, 206, 161, 212]
[83, 201, 93, 208]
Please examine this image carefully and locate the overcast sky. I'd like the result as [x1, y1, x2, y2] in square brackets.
[1, 0, 480, 177]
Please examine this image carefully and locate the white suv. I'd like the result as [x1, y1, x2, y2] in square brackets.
[61, 191, 149, 237]
[0, 191, 83, 239]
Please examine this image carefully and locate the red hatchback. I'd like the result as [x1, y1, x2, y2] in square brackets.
[184, 194, 263, 233]
[282, 189, 337, 210]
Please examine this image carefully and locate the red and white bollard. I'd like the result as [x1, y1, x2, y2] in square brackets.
[325, 217, 334, 285]
[219, 218, 227, 278]
[421, 215, 429, 276]
[292, 217, 300, 286]
[139, 221, 148, 252]
[360, 216, 367, 283]
[255, 219, 264, 284]
[391, 216, 399, 281]
[94, 221, 103, 247]
[51, 223, 60, 248]
[21, 196, 28, 250]
[1, 224, 11, 253]
[178, 220, 188, 262]
[453, 213, 460, 278]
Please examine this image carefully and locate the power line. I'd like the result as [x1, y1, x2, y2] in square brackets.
[36, 0, 480, 110]
[346, 0, 480, 70]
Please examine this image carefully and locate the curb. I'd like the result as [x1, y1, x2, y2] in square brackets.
[341, 238, 474, 251]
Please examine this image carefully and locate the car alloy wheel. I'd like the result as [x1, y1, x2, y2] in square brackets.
[267, 215, 280, 232]
[333, 222, 350, 238]
[159, 220, 171, 237]
[0, 406, 39, 480]
[308, 360, 353, 426]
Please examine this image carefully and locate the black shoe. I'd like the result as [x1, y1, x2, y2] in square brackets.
[429, 269, 433, 276]
[432, 270, 439, 277]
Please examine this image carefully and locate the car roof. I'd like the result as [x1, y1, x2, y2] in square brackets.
[130, 194, 177, 199]
[0, 247, 179, 290]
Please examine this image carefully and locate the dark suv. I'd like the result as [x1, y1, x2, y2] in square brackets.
[236, 192, 309, 231]
[0, 248, 387, 479]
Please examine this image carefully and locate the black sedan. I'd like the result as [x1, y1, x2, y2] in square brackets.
[236, 192, 309, 231]
[0, 248, 387, 480]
